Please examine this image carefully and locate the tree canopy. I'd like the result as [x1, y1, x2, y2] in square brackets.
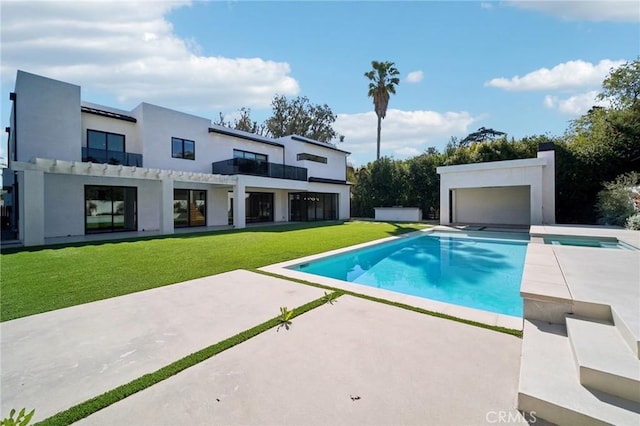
[265, 95, 338, 142]
[217, 95, 340, 143]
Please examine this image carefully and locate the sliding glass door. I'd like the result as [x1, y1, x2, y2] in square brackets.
[289, 192, 338, 221]
[174, 189, 207, 228]
[85, 185, 137, 233]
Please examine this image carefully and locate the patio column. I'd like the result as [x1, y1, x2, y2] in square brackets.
[19, 169, 45, 246]
[529, 168, 544, 225]
[439, 180, 452, 225]
[233, 180, 246, 229]
[160, 178, 174, 234]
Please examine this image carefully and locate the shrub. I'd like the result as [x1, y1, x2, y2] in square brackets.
[626, 213, 640, 230]
[595, 172, 639, 227]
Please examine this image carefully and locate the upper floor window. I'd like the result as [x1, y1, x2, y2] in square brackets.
[172, 137, 195, 160]
[233, 149, 267, 162]
[88, 130, 125, 152]
[297, 153, 327, 164]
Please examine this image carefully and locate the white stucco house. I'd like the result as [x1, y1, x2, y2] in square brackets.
[2, 71, 351, 246]
[437, 146, 556, 226]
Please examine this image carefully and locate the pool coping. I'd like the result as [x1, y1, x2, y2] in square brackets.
[259, 227, 525, 331]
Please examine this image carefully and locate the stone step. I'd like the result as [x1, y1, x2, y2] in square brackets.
[566, 315, 640, 403]
[518, 320, 640, 425]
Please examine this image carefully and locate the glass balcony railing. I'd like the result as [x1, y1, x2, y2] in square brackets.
[212, 158, 307, 181]
[82, 147, 143, 167]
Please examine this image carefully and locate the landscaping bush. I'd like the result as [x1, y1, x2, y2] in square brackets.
[626, 213, 640, 230]
[595, 172, 639, 227]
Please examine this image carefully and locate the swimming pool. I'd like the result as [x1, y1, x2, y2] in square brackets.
[289, 232, 529, 317]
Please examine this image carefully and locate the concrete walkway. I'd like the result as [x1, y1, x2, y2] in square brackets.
[0, 270, 325, 422]
[1, 270, 522, 425]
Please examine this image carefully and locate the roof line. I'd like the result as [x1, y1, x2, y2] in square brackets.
[290, 135, 351, 154]
[81, 106, 137, 123]
[208, 127, 284, 148]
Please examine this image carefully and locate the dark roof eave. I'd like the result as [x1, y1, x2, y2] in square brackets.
[81, 106, 137, 123]
[209, 127, 284, 148]
[290, 135, 351, 155]
[308, 177, 349, 185]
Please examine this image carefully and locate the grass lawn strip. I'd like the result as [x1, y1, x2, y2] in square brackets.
[1, 221, 425, 321]
[257, 271, 523, 338]
[34, 292, 343, 426]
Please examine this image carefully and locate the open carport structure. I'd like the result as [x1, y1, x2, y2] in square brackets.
[437, 144, 555, 226]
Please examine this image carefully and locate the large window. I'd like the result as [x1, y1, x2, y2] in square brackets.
[297, 153, 327, 164]
[88, 129, 125, 152]
[172, 137, 195, 160]
[289, 192, 338, 221]
[233, 149, 267, 162]
[85, 185, 137, 234]
[173, 189, 206, 227]
[86, 130, 126, 165]
[246, 192, 273, 223]
[228, 192, 274, 225]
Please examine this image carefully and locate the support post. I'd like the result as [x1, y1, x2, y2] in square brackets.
[233, 180, 246, 229]
[19, 169, 45, 246]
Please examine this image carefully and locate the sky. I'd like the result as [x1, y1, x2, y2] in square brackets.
[1, 0, 639, 167]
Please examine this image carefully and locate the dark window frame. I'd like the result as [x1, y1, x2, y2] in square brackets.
[87, 129, 126, 152]
[233, 149, 267, 162]
[173, 189, 207, 228]
[84, 184, 137, 234]
[172, 137, 196, 160]
[297, 153, 328, 164]
[289, 192, 338, 222]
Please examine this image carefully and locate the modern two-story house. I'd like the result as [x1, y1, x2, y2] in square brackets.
[2, 71, 351, 246]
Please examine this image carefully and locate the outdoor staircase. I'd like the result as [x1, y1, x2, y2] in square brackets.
[519, 310, 640, 425]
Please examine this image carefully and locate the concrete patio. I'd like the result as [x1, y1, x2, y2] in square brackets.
[1, 270, 522, 425]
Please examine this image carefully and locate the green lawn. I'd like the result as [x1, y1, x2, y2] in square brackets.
[1, 221, 425, 321]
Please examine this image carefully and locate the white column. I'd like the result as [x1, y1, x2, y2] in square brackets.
[439, 179, 451, 225]
[160, 179, 174, 234]
[233, 179, 246, 229]
[538, 150, 556, 224]
[19, 169, 45, 246]
[529, 169, 544, 225]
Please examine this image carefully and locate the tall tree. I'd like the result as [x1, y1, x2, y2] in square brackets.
[265, 95, 338, 142]
[215, 108, 266, 135]
[365, 60, 400, 159]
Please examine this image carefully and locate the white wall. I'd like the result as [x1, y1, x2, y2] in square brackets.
[280, 136, 348, 181]
[135, 103, 213, 173]
[453, 186, 530, 225]
[81, 112, 140, 154]
[43, 174, 163, 238]
[135, 104, 286, 174]
[15, 71, 81, 163]
[438, 154, 554, 226]
[307, 181, 351, 220]
[209, 188, 231, 226]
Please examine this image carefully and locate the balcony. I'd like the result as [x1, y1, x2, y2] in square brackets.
[212, 158, 307, 181]
[82, 147, 143, 167]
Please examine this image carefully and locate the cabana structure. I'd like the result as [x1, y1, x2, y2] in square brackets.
[437, 144, 555, 226]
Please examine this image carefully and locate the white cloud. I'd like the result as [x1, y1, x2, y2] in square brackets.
[334, 109, 481, 165]
[543, 90, 609, 116]
[0, 0, 299, 113]
[405, 70, 424, 83]
[480, 2, 494, 10]
[485, 59, 625, 91]
[507, 0, 640, 23]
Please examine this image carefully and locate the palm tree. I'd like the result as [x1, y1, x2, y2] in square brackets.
[365, 61, 400, 160]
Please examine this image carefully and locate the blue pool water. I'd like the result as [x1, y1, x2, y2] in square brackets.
[292, 232, 529, 317]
